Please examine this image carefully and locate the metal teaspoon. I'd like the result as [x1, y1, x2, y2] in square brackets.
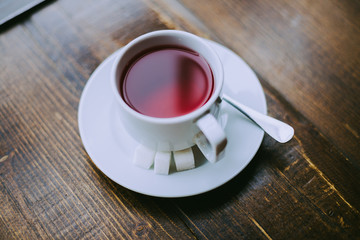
[222, 94, 294, 143]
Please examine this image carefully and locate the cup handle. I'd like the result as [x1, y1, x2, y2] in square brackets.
[194, 114, 227, 163]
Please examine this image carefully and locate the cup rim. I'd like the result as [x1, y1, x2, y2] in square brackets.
[111, 30, 224, 125]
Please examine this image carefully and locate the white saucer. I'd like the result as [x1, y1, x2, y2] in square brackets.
[78, 40, 267, 198]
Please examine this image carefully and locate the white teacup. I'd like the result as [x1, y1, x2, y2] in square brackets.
[111, 30, 227, 162]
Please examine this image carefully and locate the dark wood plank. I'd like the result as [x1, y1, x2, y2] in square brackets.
[1, 0, 359, 239]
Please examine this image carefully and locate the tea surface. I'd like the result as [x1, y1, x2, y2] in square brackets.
[121, 47, 214, 118]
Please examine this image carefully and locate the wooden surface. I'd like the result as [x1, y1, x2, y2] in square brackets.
[1, 0, 359, 239]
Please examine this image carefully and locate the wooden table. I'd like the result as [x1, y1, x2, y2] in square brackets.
[1, 0, 359, 239]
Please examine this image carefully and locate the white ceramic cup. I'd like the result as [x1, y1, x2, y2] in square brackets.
[111, 30, 227, 163]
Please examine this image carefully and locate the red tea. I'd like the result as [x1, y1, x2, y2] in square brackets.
[120, 47, 214, 118]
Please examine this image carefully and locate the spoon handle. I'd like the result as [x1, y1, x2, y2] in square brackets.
[222, 94, 294, 143]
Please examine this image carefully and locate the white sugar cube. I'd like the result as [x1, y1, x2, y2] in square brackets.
[173, 148, 195, 171]
[154, 151, 171, 175]
[133, 145, 156, 169]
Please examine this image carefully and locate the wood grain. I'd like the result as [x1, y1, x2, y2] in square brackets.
[1, 0, 359, 239]
[173, 0, 360, 164]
